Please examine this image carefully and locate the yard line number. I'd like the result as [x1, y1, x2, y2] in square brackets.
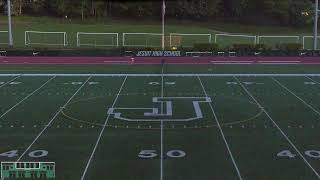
[277, 150, 320, 159]
[0, 150, 48, 158]
[138, 150, 186, 159]
[64, 81, 99, 85]
[0, 82, 21, 85]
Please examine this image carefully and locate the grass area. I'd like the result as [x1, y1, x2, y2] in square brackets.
[0, 16, 318, 49]
[0, 65, 320, 179]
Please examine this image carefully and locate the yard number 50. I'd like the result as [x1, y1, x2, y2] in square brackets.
[138, 150, 186, 159]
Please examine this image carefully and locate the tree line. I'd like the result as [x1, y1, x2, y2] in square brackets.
[0, 0, 314, 26]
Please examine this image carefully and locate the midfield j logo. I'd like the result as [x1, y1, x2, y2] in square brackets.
[107, 97, 212, 122]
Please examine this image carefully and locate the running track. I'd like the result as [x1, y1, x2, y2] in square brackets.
[0, 56, 320, 64]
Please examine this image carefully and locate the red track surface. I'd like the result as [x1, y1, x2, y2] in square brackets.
[0, 56, 320, 64]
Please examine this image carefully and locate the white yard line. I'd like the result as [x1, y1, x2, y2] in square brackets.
[233, 76, 320, 179]
[16, 76, 92, 162]
[1, 73, 320, 77]
[272, 77, 320, 117]
[0, 75, 21, 89]
[160, 65, 164, 180]
[0, 76, 56, 120]
[197, 76, 243, 180]
[80, 76, 128, 180]
[160, 120, 164, 180]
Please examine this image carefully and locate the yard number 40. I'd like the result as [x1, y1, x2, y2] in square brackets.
[0, 150, 48, 158]
[277, 150, 320, 159]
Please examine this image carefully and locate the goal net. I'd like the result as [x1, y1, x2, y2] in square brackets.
[0, 31, 8, 45]
[257, 36, 300, 48]
[302, 36, 320, 50]
[77, 32, 119, 47]
[25, 31, 68, 46]
[169, 33, 212, 47]
[215, 34, 256, 48]
[122, 33, 162, 47]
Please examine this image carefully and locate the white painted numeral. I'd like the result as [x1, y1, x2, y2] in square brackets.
[148, 82, 175, 85]
[305, 150, 320, 158]
[28, 150, 48, 158]
[165, 82, 176, 85]
[138, 149, 186, 159]
[88, 82, 99, 85]
[226, 82, 238, 85]
[166, 150, 186, 158]
[304, 82, 316, 85]
[9, 82, 21, 85]
[71, 82, 83, 85]
[0, 150, 49, 158]
[277, 150, 296, 158]
[0, 150, 18, 158]
[138, 150, 157, 159]
[149, 82, 160, 85]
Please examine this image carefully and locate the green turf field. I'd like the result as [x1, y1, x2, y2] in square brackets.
[1, 64, 320, 179]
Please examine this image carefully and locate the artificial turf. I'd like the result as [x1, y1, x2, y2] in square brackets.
[0, 64, 320, 179]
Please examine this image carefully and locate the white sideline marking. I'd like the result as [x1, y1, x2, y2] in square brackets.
[0, 75, 21, 89]
[80, 76, 128, 180]
[197, 76, 243, 180]
[210, 61, 253, 63]
[258, 61, 300, 63]
[272, 77, 320, 117]
[1, 73, 320, 77]
[16, 76, 92, 162]
[0, 76, 55, 120]
[103, 60, 128, 63]
[233, 76, 320, 179]
[258, 63, 299, 65]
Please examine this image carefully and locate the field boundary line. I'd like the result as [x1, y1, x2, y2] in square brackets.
[80, 76, 128, 180]
[233, 76, 320, 179]
[197, 75, 243, 180]
[1, 73, 320, 77]
[0, 75, 21, 89]
[16, 76, 92, 162]
[272, 77, 320, 117]
[0, 76, 55, 120]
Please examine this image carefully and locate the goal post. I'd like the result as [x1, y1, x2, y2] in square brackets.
[257, 36, 300, 47]
[169, 33, 212, 47]
[303, 36, 320, 50]
[122, 33, 162, 48]
[215, 34, 257, 48]
[0, 31, 9, 45]
[76, 32, 119, 48]
[25, 31, 68, 46]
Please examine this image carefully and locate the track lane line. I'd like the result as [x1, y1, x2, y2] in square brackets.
[16, 76, 92, 162]
[271, 77, 320, 117]
[233, 76, 320, 179]
[80, 76, 128, 180]
[0, 76, 56, 120]
[197, 76, 243, 180]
